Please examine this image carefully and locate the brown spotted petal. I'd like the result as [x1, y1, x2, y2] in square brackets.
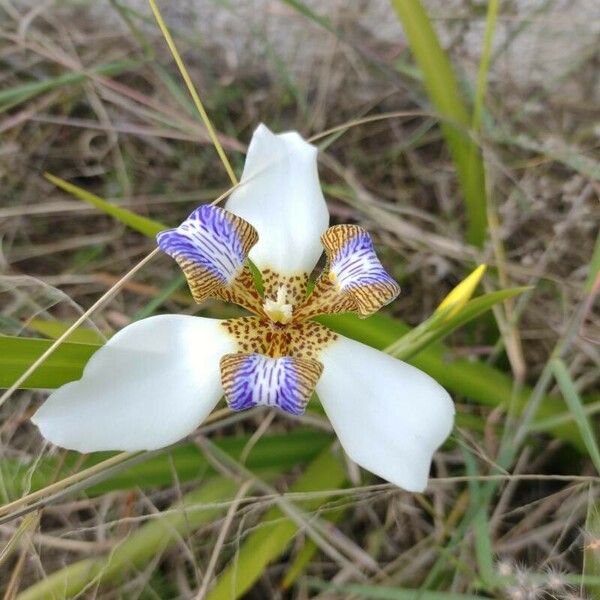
[220, 353, 323, 416]
[297, 224, 400, 319]
[223, 316, 337, 360]
[157, 205, 263, 314]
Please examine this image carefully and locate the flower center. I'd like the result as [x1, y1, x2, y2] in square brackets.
[263, 285, 293, 324]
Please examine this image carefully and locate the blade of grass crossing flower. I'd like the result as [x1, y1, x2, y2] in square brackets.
[147, 0, 238, 185]
[44, 173, 166, 237]
[205, 449, 346, 600]
[552, 358, 600, 474]
[0, 238, 155, 408]
[390, 0, 487, 247]
[26, 320, 106, 344]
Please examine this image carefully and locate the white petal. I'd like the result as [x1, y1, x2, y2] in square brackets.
[32, 315, 236, 452]
[316, 335, 454, 492]
[226, 123, 329, 276]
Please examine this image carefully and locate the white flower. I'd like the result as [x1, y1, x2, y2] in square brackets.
[32, 124, 454, 492]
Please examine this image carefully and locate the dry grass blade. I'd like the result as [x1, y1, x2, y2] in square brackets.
[0, 453, 139, 524]
[0, 512, 40, 568]
[197, 438, 379, 580]
[0, 249, 160, 409]
[194, 480, 252, 599]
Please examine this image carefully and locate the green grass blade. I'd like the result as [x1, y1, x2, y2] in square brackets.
[279, 0, 336, 34]
[44, 173, 166, 237]
[0, 336, 98, 389]
[0, 60, 140, 112]
[586, 231, 600, 293]
[471, 0, 499, 132]
[463, 450, 496, 588]
[306, 579, 489, 599]
[392, 287, 529, 360]
[552, 358, 600, 474]
[206, 449, 346, 600]
[390, 0, 487, 247]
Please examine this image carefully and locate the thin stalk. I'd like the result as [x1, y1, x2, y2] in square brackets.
[147, 0, 238, 185]
[0, 248, 160, 409]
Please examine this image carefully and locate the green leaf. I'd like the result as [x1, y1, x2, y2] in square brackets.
[392, 287, 529, 360]
[0, 336, 98, 390]
[16, 447, 345, 600]
[390, 0, 487, 247]
[6, 429, 332, 498]
[206, 449, 346, 600]
[552, 358, 600, 474]
[44, 173, 167, 237]
[26, 320, 106, 345]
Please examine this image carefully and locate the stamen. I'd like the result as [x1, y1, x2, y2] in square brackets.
[263, 285, 293, 324]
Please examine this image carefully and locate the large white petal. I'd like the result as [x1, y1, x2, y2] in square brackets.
[32, 315, 236, 452]
[226, 123, 329, 276]
[316, 335, 454, 492]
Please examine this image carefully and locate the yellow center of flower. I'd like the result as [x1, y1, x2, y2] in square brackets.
[262, 285, 294, 324]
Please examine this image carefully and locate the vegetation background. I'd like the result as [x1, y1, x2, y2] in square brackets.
[0, 0, 599, 598]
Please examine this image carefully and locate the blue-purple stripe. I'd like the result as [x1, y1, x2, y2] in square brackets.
[226, 354, 308, 416]
[157, 205, 247, 284]
[332, 230, 397, 290]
